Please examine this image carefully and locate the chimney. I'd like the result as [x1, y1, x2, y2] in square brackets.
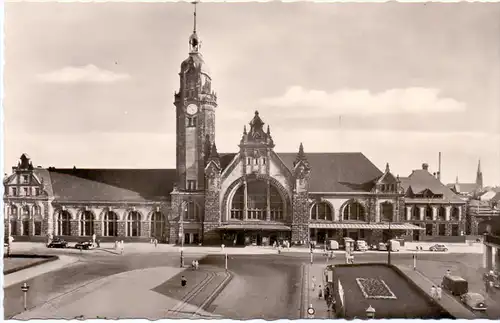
[422, 163, 429, 171]
[438, 152, 442, 181]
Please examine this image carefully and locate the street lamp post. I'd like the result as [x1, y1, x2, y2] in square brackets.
[225, 252, 228, 271]
[21, 282, 30, 311]
[387, 218, 392, 265]
[180, 205, 186, 268]
[366, 305, 376, 319]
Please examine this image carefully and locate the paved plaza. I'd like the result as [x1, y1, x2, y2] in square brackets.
[3, 242, 497, 320]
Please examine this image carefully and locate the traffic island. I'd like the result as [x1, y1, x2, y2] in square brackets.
[330, 263, 454, 319]
[153, 267, 233, 318]
[3, 254, 59, 275]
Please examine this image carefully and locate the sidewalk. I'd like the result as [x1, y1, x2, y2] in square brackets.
[4, 255, 79, 288]
[397, 265, 477, 319]
[13, 266, 222, 320]
[305, 263, 333, 319]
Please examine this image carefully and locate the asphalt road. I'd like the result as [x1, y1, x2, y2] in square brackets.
[4, 249, 498, 320]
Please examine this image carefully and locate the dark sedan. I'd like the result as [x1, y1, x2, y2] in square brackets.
[47, 238, 68, 248]
[75, 241, 95, 250]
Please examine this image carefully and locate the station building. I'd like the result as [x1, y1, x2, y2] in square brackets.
[4, 8, 470, 246]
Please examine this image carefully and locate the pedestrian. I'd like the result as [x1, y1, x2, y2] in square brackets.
[120, 240, 124, 255]
[324, 286, 330, 306]
[311, 276, 317, 291]
[221, 243, 225, 252]
[318, 284, 323, 299]
[430, 285, 437, 299]
[96, 239, 100, 248]
[114, 240, 118, 250]
[192, 259, 196, 269]
[445, 269, 451, 277]
[436, 286, 442, 300]
[195, 260, 199, 270]
[154, 238, 158, 248]
[278, 245, 282, 254]
[181, 275, 187, 287]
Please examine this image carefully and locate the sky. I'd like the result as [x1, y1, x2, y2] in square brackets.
[3, 1, 500, 186]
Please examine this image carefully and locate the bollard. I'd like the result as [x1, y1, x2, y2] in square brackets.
[21, 282, 30, 311]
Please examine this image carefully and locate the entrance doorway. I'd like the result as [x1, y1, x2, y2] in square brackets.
[413, 230, 420, 241]
[347, 230, 359, 241]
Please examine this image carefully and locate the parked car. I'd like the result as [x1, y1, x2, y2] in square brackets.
[75, 241, 95, 250]
[430, 244, 448, 252]
[47, 238, 68, 248]
[460, 292, 487, 311]
[356, 240, 368, 251]
[442, 275, 468, 296]
[389, 240, 400, 252]
[378, 242, 388, 251]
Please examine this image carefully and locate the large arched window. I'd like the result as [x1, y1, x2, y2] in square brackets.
[33, 206, 42, 236]
[438, 206, 446, 221]
[80, 211, 94, 236]
[310, 202, 333, 221]
[127, 211, 141, 237]
[103, 211, 118, 237]
[184, 202, 200, 221]
[21, 206, 30, 236]
[425, 206, 433, 220]
[151, 211, 165, 238]
[58, 211, 71, 236]
[343, 201, 366, 221]
[381, 202, 394, 222]
[230, 180, 285, 221]
[451, 207, 460, 221]
[412, 206, 420, 221]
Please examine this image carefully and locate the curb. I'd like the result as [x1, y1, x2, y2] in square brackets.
[195, 270, 234, 316]
[300, 264, 309, 319]
[3, 255, 59, 275]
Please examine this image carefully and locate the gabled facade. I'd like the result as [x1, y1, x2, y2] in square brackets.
[400, 163, 467, 241]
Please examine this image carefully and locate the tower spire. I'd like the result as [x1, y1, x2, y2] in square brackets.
[189, 1, 201, 53]
[476, 159, 483, 189]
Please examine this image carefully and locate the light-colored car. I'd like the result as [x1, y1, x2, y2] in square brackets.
[378, 242, 388, 251]
[460, 292, 487, 311]
[356, 240, 368, 251]
[429, 244, 448, 252]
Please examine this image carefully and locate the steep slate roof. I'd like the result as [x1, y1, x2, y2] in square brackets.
[491, 192, 500, 204]
[446, 182, 480, 194]
[400, 169, 463, 202]
[33, 168, 54, 197]
[278, 152, 383, 192]
[45, 168, 176, 202]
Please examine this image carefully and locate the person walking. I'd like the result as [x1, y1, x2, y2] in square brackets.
[445, 269, 451, 277]
[436, 286, 442, 300]
[120, 240, 124, 255]
[311, 276, 317, 292]
[195, 260, 199, 270]
[430, 285, 437, 299]
[114, 240, 118, 251]
[318, 284, 323, 299]
[154, 238, 158, 248]
[324, 286, 331, 311]
[181, 275, 187, 287]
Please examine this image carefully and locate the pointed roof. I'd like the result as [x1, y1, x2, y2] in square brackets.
[239, 111, 274, 148]
[400, 169, 463, 202]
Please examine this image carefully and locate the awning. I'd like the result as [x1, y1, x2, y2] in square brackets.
[219, 224, 292, 231]
[309, 223, 424, 230]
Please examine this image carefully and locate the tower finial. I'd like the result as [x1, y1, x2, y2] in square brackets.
[189, 1, 201, 53]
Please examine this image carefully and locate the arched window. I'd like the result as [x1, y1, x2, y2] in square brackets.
[438, 206, 446, 221]
[151, 211, 165, 238]
[425, 206, 433, 220]
[104, 211, 118, 237]
[33, 205, 41, 216]
[451, 207, 460, 221]
[343, 201, 366, 221]
[58, 211, 71, 236]
[230, 180, 285, 221]
[80, 211, 94, 236]
[412, 206, 420, 221]
[183, 202, 200, 221]
[381, 202, 393, 222]
[21, 206, 30, 236]
[127, 211, 141, 237]
[33, 206, 42, 236]
[11, 205, 18, 216]
[310, 202, 333, 221]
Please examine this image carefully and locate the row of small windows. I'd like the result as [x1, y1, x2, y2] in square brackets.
[9, 187, 41, 197]
[246, 157, 266, 166]
[409, 205, 460, 221]
[186, 180, 197, 191]
[380, 184, 396, 192]
[9, 205, 41, 216]
[8, 220, 42, 236]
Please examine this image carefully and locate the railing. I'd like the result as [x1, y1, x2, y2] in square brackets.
[485, 234, 500, 246]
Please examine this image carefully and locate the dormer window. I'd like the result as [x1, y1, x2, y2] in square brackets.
[11, 188, 17, 196]
[24, 187, 30, 196]
[22, 175, 28, 184]
[35, 188, 40, 196]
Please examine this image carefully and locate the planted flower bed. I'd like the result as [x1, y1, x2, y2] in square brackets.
[356, 278, 397, 299]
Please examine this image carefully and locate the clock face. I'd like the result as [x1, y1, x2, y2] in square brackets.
[186, 104, 198, 116]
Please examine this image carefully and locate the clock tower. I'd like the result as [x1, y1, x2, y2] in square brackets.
[174, 2, 217, 192]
